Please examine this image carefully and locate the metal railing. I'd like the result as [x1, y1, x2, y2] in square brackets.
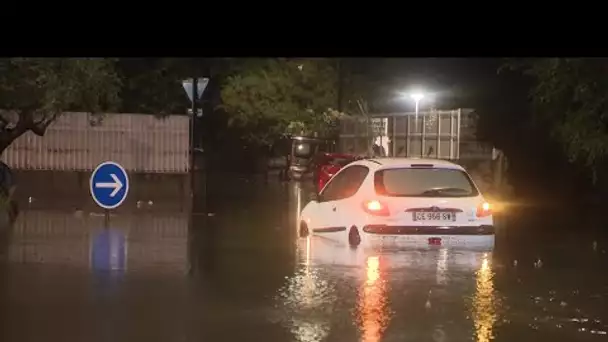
[338, 109, 492, 161]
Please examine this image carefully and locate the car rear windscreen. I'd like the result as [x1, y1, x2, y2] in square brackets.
[294, 143, 312, 158]
[374, 167, 479, 197]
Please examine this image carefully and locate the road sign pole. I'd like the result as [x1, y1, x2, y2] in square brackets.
[190, 77, 198, 177]
[182, 77, 209, 209]
[104, 209, 110, 229]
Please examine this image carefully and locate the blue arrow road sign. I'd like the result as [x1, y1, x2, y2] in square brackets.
[90, 161, 129, 209]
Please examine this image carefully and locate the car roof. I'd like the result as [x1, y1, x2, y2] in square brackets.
[349, 157, 465, 171]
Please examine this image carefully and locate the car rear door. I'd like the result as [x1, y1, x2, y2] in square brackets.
[314, 165, 370, 233]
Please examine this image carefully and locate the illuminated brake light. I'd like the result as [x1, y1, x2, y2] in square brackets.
[476, 202, 492, 217]
[362, 200, 390, 216]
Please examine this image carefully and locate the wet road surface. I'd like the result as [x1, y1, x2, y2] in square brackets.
[1, 177, 608, 341]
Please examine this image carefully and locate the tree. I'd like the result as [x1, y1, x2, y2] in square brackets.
[116, 58, 186, 115]
[340, 58, 405, 116]
[116, 58, 238, 116]
[0, 58, 121, 154]
[506, 58, 608, 183]
[219, 58, 344, 146]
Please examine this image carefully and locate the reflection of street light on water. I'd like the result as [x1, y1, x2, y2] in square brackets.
[357, 256, 391, 342]
[472, 253, 497, 342]
[276, 236, 334, 342]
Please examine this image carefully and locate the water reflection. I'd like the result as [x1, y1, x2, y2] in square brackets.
[277, 183, 334, 341]
[278, 224, 503, 341]
[436, 248, 448, 285]
[7, 209, 189, 273]
[356, 255, 391, 342]
[2, 177, 607, 342]
[471, 253, 497, 342]
[276, 236, 334, 342]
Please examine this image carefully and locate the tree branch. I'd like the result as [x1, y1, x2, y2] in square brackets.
[30, 111, 60, 136]
[0, 115, 9, 130]
[4, 110, 34, 141]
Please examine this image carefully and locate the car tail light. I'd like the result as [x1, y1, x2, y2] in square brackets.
[362, 200, 390, 216]
[476, 202, 492, 217]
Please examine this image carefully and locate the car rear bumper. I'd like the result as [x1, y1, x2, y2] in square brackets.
[360, 225, 495, 250]
[362, 224, 495, 235]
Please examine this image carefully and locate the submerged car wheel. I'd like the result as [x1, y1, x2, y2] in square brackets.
[348, 225, 361, 246]
[299, 222, 309, 238]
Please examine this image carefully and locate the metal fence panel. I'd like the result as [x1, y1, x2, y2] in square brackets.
[1, 112, 189, 173]
[338, 108, 493, 161]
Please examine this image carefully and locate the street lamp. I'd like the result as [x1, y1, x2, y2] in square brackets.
[399, 91, 426, 119]
[409, 92, 425, 119]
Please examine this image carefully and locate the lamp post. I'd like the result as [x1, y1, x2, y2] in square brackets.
[409, 92, 426, 157]
[399, 90, 429, 158]
[410, 92, 425, 120]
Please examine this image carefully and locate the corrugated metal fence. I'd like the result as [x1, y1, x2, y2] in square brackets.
[1, 112, 189, 173]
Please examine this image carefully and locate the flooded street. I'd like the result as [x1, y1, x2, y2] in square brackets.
[1, 176, 608, 342]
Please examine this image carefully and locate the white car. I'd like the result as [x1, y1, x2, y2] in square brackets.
[298, 158, 495, 250]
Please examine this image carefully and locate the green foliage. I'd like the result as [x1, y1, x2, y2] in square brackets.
[0, 58, 121, 148]
[510, 58, 608, 179]
[340, 58, 402, 116]
[219, 58, 344, 145]
[117, 58, 237, 116]
[117, 58, 185, 115]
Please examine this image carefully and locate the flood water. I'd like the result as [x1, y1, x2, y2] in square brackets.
[1, 176, 608, 342]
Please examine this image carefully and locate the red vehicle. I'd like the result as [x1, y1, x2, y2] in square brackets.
[314, 153, 361, 193]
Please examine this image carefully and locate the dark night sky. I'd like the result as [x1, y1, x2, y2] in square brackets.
[348, 58, 506, 111]
[384, 57, 502, 95]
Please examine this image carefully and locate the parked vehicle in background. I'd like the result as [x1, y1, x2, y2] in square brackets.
[313, 153, 361, 193]
[287, 136, 332, 181]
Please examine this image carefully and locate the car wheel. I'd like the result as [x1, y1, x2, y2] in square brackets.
[299, 222, 309, 238]
[348, 226, 361, 246]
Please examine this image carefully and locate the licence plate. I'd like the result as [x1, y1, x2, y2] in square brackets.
[428, 237, 442, 245]
[413, 211, 455, 222]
